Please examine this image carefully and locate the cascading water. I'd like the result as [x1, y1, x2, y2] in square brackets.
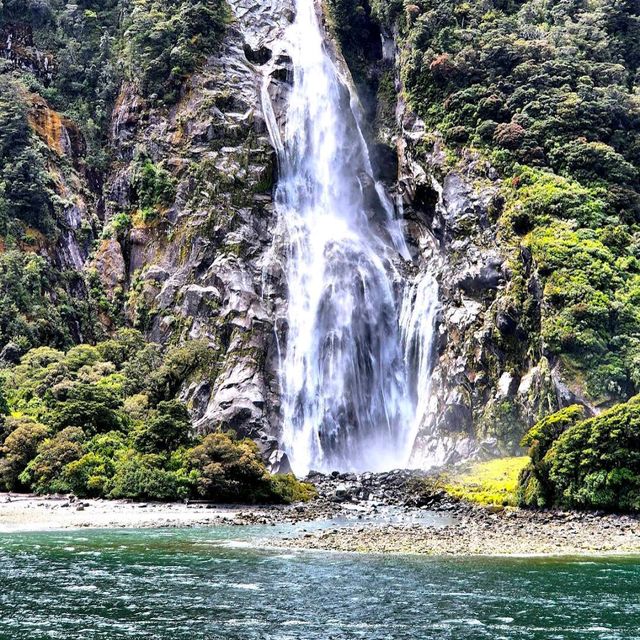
[265, 0, 438, 475]
[400, 271, 439, 459]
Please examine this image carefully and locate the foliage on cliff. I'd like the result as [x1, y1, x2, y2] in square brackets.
[518, 400, 640, 511]
[0, 331, 314, 503]
[123, 0, 229, 104]
[366, 0, 640, 405]
[0, 0, 228, 359]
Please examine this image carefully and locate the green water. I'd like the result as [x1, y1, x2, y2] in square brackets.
[1, 525, 639, 639]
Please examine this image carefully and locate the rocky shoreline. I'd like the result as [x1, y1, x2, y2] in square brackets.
[270, 505, 640, 556]
[266, 471, 640, 556]
[2, 470, 639, 557]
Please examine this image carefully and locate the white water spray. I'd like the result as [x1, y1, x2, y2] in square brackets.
[265, 0, 438, 475]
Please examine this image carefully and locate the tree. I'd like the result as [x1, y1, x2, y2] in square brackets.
[46, 383, 124, 436]
[19, 427, 85, 494]
[0, 418, 49, 490]
[133, 400, 192, 454]
[187, 432, 271, 502]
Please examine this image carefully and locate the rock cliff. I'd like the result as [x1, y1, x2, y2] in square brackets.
[3, 0, 633, 470]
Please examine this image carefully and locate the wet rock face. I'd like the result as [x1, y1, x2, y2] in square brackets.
[0, 23, 55, 83]
[87, 0, 560, 467]
[97, 0, 295, 455]
[397, 119, 558, 463]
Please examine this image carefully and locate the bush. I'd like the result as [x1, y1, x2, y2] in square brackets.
[269, 474, 317, 504]
[0, 418, 49, 491]
[186, 432, 316, 504]
[0, 337, 312, 505]
[518, 405, 586, 507]
[20, 427, 86, 494]
[187, 432, 271, 502]
[518, 398, 640, 511]
[62, 452, 113, 497]
[107, 450, 191, 501]
[96, 329, 147, 367]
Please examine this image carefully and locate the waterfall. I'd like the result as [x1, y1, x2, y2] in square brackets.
[400, 272, 439, 458]
[265, 0, 438, 475]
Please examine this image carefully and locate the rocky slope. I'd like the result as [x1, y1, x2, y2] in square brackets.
[98, 0, 294, 467]
[2, 0, 638, 471]
[325, 0, 640, 464]
[324, 2, 557, 463]
[0, 0, 296, 468]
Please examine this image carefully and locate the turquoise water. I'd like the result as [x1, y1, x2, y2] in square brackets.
[1, 526, 639, 639]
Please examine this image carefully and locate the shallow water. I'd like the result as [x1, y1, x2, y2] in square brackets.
[1, 525, 639, 639]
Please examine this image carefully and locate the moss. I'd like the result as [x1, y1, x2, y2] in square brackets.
[476, 399, 522, 453]
[375, 69, 397, 133]
[443, 456, 529, 507]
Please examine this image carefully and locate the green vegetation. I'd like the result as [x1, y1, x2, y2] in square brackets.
[326, 0, 382, 93]
[1, 0, 124, 168]
[0, 2, 122, 352]
[0, 79, 97, 354]
[123, 0, 229, 104]
[519, 401, 640, 511]
[361, 0, 640, 405]
[442, 456, 528, 507]
[0, 250, 95, 355]
[0, 331, 315, 503]
[128, 156, 178, 224]
[0, 80, 54, 234]
[0, 0, 229, 358]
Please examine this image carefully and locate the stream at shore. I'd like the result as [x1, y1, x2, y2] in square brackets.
[1, 525, 640, 639]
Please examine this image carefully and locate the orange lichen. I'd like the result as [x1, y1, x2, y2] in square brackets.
[27, 94, 82, 158]
[27, 95, 66, 155]
[19, 227, 47, 253]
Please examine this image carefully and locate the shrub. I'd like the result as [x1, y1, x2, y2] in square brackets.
[186, 432, 271, 502]
[147, 340, 211, 402]
[131, 159, 177, 211]
[520, 405, 586, 465]
[0, 418, 49, 490]
[269, 474, 317, 504]
[20, 427, 86, 494]
[107, 450, 191, 501]
[518, 398, 640, 511]
[62, 452, 113, 497]
[96, 329, 147, 367]
[123, 0, 228, 103]
[0, 339, 311, 505]
[518, 405, 586, 507]
[494, 122, 526, 149]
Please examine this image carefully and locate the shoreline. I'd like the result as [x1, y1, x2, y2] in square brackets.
[268, 506, 640, 557]
[2, 485, 639, 558]
[0, 493, 316, 533]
